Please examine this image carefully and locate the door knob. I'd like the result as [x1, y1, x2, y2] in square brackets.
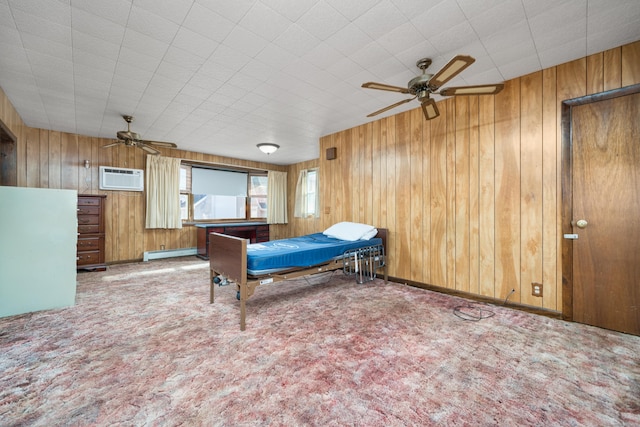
[575, 219, 588, 229]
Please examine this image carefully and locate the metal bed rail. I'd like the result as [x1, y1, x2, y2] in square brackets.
[342, 244, 386, 284]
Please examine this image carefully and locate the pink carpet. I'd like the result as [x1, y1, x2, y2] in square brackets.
[1, 257, 639, 426]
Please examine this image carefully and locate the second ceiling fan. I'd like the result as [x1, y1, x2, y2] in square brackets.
[362, 55, 504, 120]
[102, 115, 177, 155]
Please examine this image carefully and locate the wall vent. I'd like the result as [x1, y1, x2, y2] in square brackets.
[99, 166, 144, 191]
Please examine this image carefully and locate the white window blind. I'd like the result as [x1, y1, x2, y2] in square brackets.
[192, 168, 247, 196]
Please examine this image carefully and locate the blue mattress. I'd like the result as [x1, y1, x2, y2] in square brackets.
[246, 232, 382, 275]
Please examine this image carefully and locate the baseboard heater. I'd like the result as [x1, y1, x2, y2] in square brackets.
[143, 247, 197, 262]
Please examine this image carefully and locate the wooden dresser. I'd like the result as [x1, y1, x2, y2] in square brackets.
[77, 194, 107, 271]
[196, 223, 269, 260]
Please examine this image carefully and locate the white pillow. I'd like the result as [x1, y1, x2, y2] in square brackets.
[323, 222, 376, 241]
[360, 228, 379, 240]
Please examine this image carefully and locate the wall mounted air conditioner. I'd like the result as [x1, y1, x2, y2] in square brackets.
[99, 166, 144, 191]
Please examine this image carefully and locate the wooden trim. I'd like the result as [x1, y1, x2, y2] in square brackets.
[560, 83, 640, 321]
[181, 158, 272, 173]
[0, 117, 17, 186]
[562, 83, 640, 108]
[0, 117, 17, 142]
[394, 277, 563, 320]
[560, 100, 573, 320]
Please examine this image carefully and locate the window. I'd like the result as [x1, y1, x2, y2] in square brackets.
[179, 165, 191, 220]
[249, 175, 268, 218]
[181, 163, 268, 222]
[294, 168, 319, 218]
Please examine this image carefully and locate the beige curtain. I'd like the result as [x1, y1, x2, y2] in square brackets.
[294, 168, 319, 218]
[145, 155, 182, 229]
[267, 170, 287, 224]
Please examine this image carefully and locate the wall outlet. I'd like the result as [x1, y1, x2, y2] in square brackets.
[532, 282, 543, 297]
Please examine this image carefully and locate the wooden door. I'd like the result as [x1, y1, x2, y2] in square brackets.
[566, 88, 640, 335]
[0, 119, 17, 186]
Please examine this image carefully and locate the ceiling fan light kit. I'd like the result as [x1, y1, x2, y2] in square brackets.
[257, 143, 279, 154]
[362, 54, 504, 121]
[102, 115, 177, 155]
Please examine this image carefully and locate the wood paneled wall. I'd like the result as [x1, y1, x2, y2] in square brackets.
[33, 136, 285, 262]
[319, 41, 640, 312]
[0, 87, 287, 262]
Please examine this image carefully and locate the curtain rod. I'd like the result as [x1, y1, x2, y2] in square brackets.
[179, 158, 276, 173]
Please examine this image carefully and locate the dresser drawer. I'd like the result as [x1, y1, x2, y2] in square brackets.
[78, 224, 101, 234]
[78, 197, 102, 206]
[256, 225, 269, 241]
[78, 205, 100, 215]
[77, 251, 102, 265]
[228, 226, 254, 232]
[78, 236, 102, 251]
[78, 214, 100, 226]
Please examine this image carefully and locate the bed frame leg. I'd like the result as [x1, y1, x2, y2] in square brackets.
[239, 282, 247, 331]
[240, 301, 246, 331]
[210, 270, 215, 303]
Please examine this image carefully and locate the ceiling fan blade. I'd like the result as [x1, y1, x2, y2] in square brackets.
[102, 141, 122, 149]
[367, 97, 416, 117]
[439, 83, 505, 96]
[140, 143, 161, 155]
[428, 55, 475, 90]
[142, 140, 178, 148]
[362, 82, 411, 94]
[421, 98, 440, 120]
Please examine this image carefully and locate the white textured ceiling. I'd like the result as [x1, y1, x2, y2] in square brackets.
[0, 0, 639, 165]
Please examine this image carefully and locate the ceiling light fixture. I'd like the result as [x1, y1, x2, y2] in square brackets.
[257, 143, 279, 154]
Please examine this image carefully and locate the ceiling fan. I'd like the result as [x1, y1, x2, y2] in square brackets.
[362, 55, 504, 121]
[102, 115, 177, 155]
